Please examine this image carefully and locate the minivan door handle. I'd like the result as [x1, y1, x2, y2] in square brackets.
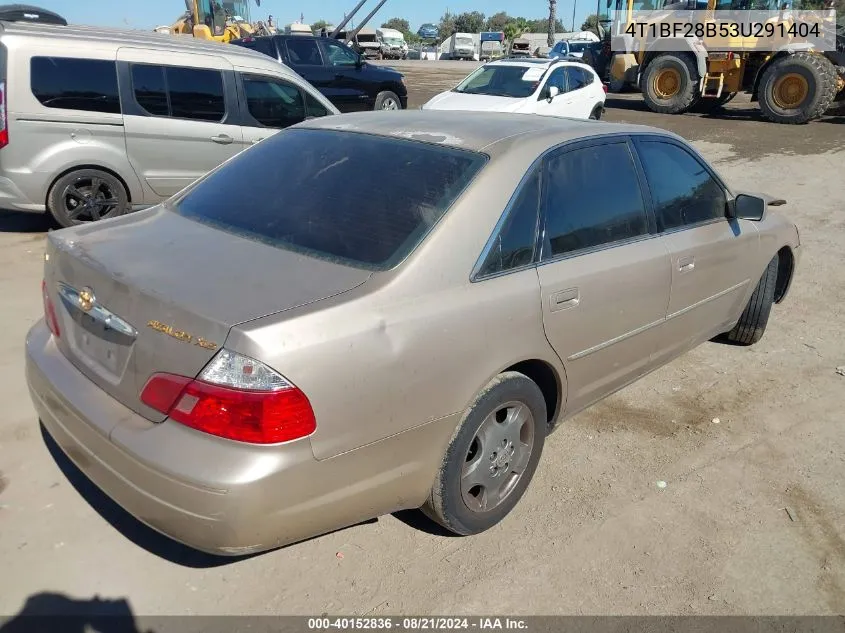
[550, 288, 580, 312]
[678, 256, 695, 272]
[210, 134, 234, 145]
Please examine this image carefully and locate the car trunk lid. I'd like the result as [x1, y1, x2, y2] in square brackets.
[43, 207, 372, 425]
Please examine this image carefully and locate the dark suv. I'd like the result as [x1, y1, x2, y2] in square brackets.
[232, 34, 408, 112]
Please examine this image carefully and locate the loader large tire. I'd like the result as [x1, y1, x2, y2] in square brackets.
[641, 53, 700, 114]
[758, 52, 837, 124]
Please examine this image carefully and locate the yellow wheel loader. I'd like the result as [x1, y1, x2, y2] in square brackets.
[605, 0, 845, 123]
[156, 0, 258, 43]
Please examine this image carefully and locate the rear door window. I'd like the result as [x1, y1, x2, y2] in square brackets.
[236, 37, 278, 59]
[242, 75, 306, 128]
[166, 67, 226, 122]
[169, 128, 488, 270]
[31, 57, 120, 114]
[129, 64, 226, 122]
[286, 38, 325, 65]
[542, 141, 648, 259]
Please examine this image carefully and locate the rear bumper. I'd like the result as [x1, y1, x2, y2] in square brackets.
[0, 175, 45, 213]
[25, 321, 454, 555]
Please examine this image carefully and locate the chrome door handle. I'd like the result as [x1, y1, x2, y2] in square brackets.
[678, 256, 695, 272]
[210, 134, 234, 145]
[550, 288, 580, 312]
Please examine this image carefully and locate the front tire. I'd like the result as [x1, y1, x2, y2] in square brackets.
[47, 168, 129, 228]
[758, 52, 837, 124]
[422, 372, 547, 536]
[641, 53, 700, 114]
[718, 256, 778, 346]
[375, 90, 402, 110]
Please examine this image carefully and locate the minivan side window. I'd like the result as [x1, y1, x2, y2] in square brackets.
[542, 142, 648, 259]
[636, 141, 727, 231]
[130, 64, 226, 122]
[243, 75, 305, 128]
[478, 168, 541, 276]
[31, 57, 121, 114]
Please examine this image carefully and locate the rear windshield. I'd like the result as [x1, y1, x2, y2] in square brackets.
[169, 128, 487, 270]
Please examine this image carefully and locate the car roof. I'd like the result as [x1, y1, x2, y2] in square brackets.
[0, 20, 301, 76]
[298, 110, 682, 156]
[489, 57, 596, 71]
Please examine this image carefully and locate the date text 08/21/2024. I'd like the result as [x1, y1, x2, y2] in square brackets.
[307, 617, 529, 630]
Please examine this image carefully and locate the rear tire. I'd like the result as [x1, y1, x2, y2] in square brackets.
[589, 104, 604, 119]
[422, 372, 547, 536]
[758, 52, 837, 124]
[375, 90, 402, 110]
[641, 53, 700, 114]
[47, 168, 130, 228]
[718, 256, 779, 346]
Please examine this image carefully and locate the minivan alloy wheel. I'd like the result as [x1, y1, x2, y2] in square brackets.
[47, 168, 130, 228]
[63, 176, 119, 221]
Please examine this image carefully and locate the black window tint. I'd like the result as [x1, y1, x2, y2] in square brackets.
[305, 92, 331, 118]
[543, 142, 647, 258]
[286, 38, 324, 65]
[322, 39, 360, 66]
[243, 76, 305, 128]
[637, 141, 726, 230]
[131, 64, 168, 117]
[170, 128, 487, 270]
[31, 57, 120, 114]
[238, 38, 277, 59]
[165, 67, 225, 122]
[479, 168, 540, 276]
[565, 66, 588, 91]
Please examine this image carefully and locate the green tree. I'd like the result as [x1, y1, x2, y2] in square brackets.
[581, 13, 602, 34]
[504, 17, 530, 42]
[438, 11, 456, 39]
[381, 17, 410, 33]
[311, 19, 328, 31]
[486, 11, 511, 31]
[454, 10, 486, 33]
[526, 17, 565, 32]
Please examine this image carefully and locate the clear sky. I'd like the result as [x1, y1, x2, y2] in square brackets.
[37, 0, 601, 34]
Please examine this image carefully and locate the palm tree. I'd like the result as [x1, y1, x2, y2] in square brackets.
[547, 0, 557, 46]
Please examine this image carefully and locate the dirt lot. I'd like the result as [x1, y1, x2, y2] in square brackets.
[1, 61, 844, 619]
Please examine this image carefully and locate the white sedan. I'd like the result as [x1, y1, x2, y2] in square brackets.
[421, 58, 607, 120]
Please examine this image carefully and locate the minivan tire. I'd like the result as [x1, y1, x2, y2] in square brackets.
[375, 91, 402, 110]
[717, 256, 779, 346]
[422, 371, 547, 536]
[48, 169, 130, 228]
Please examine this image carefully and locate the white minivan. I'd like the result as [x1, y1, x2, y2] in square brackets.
[0, 19, 339, 227]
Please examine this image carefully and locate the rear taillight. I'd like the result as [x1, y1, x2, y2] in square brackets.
[0, 81, 8, 149]
[602, 83, 608, 93]
[41, 280, 60, 338]
[140, 349, 316, 444]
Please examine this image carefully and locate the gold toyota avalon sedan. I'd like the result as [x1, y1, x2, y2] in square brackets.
[26, 111, 800, 556]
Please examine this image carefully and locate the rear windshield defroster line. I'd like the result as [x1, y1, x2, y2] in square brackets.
[169, 128, 488, 271]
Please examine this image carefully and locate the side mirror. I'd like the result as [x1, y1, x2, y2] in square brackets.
[730, 193, 766, 221]
[547, 85, 560, 100]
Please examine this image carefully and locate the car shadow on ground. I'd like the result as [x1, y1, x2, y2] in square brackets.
[40, 423, 381, 566]
[0, 592, 152, 633]
[391, 509, 461, 538]
[0, 210, 54, 234]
